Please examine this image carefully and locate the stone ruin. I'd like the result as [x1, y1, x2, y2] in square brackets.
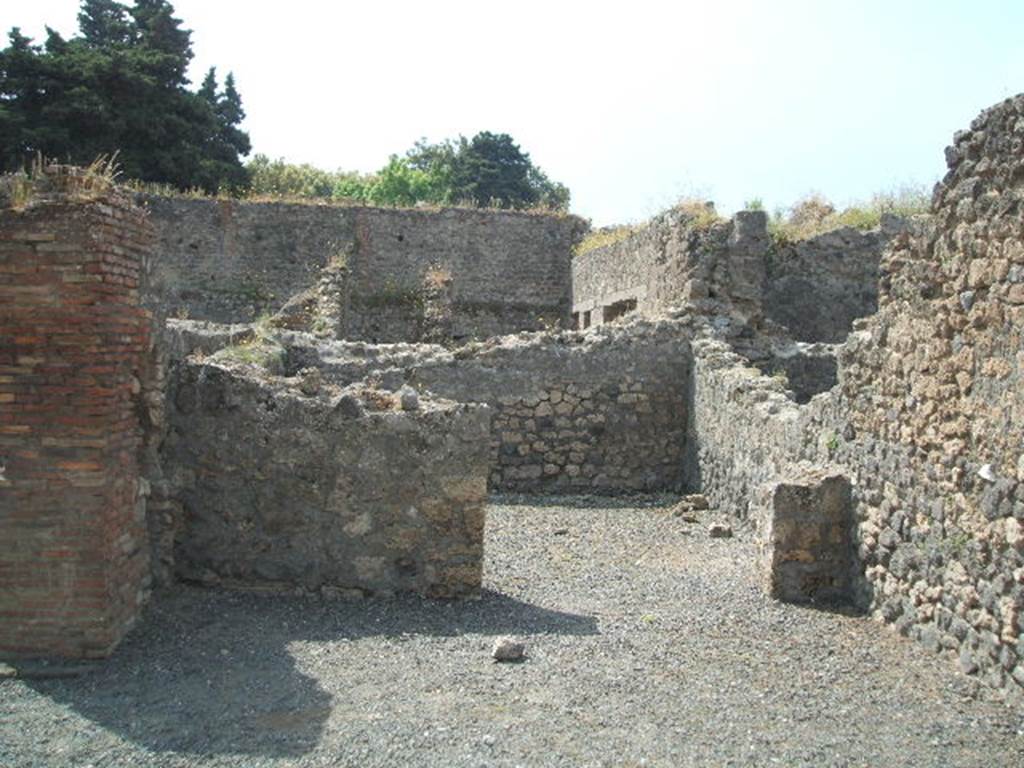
[2, 95, 1024, 703]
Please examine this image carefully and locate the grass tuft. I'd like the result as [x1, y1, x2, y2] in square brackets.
[1, 153, 124, 210]
[769, 186, 931, 243]
[574, 225, 640, 256]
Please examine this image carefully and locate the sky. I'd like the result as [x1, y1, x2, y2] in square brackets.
[3, 1, 1023, 226]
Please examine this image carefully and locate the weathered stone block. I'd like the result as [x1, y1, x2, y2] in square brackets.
[757, 467, 853, 604]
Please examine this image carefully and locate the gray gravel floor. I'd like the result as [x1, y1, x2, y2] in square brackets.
[2, 495, 1023, 768]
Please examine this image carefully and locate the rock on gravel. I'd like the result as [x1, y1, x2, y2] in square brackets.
[491, 637, 526, 662]
[709, 522, 733, 538]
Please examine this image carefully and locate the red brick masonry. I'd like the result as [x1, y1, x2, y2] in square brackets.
[0, 192, 153, 658]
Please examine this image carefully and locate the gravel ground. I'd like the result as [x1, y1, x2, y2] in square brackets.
[2, 495, 1023, 768]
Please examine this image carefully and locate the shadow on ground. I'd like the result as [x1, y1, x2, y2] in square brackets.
[17, 586, 598, 759]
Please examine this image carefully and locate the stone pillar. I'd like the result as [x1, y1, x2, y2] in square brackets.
[756, 467, 853, 605]
[724, 209, 769, 325]
[420, 266, 454, 344]
[315, 261, 350, 338]
[0, 173, 154, 658]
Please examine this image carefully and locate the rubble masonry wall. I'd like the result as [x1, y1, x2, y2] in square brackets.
[164, 363, 491, 598]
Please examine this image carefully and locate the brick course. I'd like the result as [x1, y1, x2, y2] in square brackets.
[0, 186, 153, 658]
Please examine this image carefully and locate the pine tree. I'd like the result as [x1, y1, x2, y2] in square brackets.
[219, 73, 244, 127]
[198, 66, 217, 104]
[0, 1, 250, 192]
[405, 132, 568, 210]
[77, 0, 132, 47]
[128, 0, 192, 86]
[453, 132, 537, 209]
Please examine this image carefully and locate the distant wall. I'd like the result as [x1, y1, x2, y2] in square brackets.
[144, 197, 585, 341]
[573, 209, 891, 343]
[0, 182, 153, 658]
[571, 209, 769, 328]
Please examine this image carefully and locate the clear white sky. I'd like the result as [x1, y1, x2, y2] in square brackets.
[4, 1, 1023, 225]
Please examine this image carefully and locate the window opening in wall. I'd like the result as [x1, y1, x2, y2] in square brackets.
[572, 312, 580, 329]
[582, 310, 592, 329]
[602, 298, 638, 324]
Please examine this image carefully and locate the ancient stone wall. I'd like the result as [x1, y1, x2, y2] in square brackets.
[684, 334, 804, 517]
[571, 209, 769, 329]
[0, 175, 153, 658]
[416, 323, 690, 493]
[573, 208, 890, 344]
[688, 94, 1024, 700]
[271, 320, 691, 493]
[820, 97, 1024, 695]
[164, 362, 491, 597]
[764, 225, 891, 343]
[144, 197, 585, 341]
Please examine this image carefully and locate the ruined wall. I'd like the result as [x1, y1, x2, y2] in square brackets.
[571, 209, 769, 328]
[144, 197, 584, 341]
[277, 320, 691, 493]
[164, 362, 490, 597]
[573, 208, 890, 343]
[415, 323, 690, 493]
[821, 96, 1024, 696]
[685, 335, 794, 515]
[0, 176, 153, 658]
[689, 94, 1024, 700]
[764, 225, 891, 343]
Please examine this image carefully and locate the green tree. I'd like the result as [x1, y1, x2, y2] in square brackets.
[78, 0, 133, 46]
[366, 155, 439, 207]
[405, 131, 569, 210]
[452, 132, 535, 208]
[194, 68, 251, 191]
[246, 154, 371, 200]
[0, 0, 250, 192]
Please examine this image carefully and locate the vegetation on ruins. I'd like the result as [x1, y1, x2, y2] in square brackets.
[575, 198, 721, 256]
[247, 132, 570, 211]
[764, 186, 931, 243]
[577, 186, 932, 257]
[573, 224, 639, 256]
[0, 153, 121, 210]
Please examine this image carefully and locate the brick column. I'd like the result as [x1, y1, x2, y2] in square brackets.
[0, 182, 154, 658]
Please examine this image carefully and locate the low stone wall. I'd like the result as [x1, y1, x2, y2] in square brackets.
[414, 324, 690, 493]
[164, 361, 491, 598]
[143, 197, 585, 341]
[0, 175, 153, 658]
[684, 335, 804, 518]
[272, 320, 692, 493]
